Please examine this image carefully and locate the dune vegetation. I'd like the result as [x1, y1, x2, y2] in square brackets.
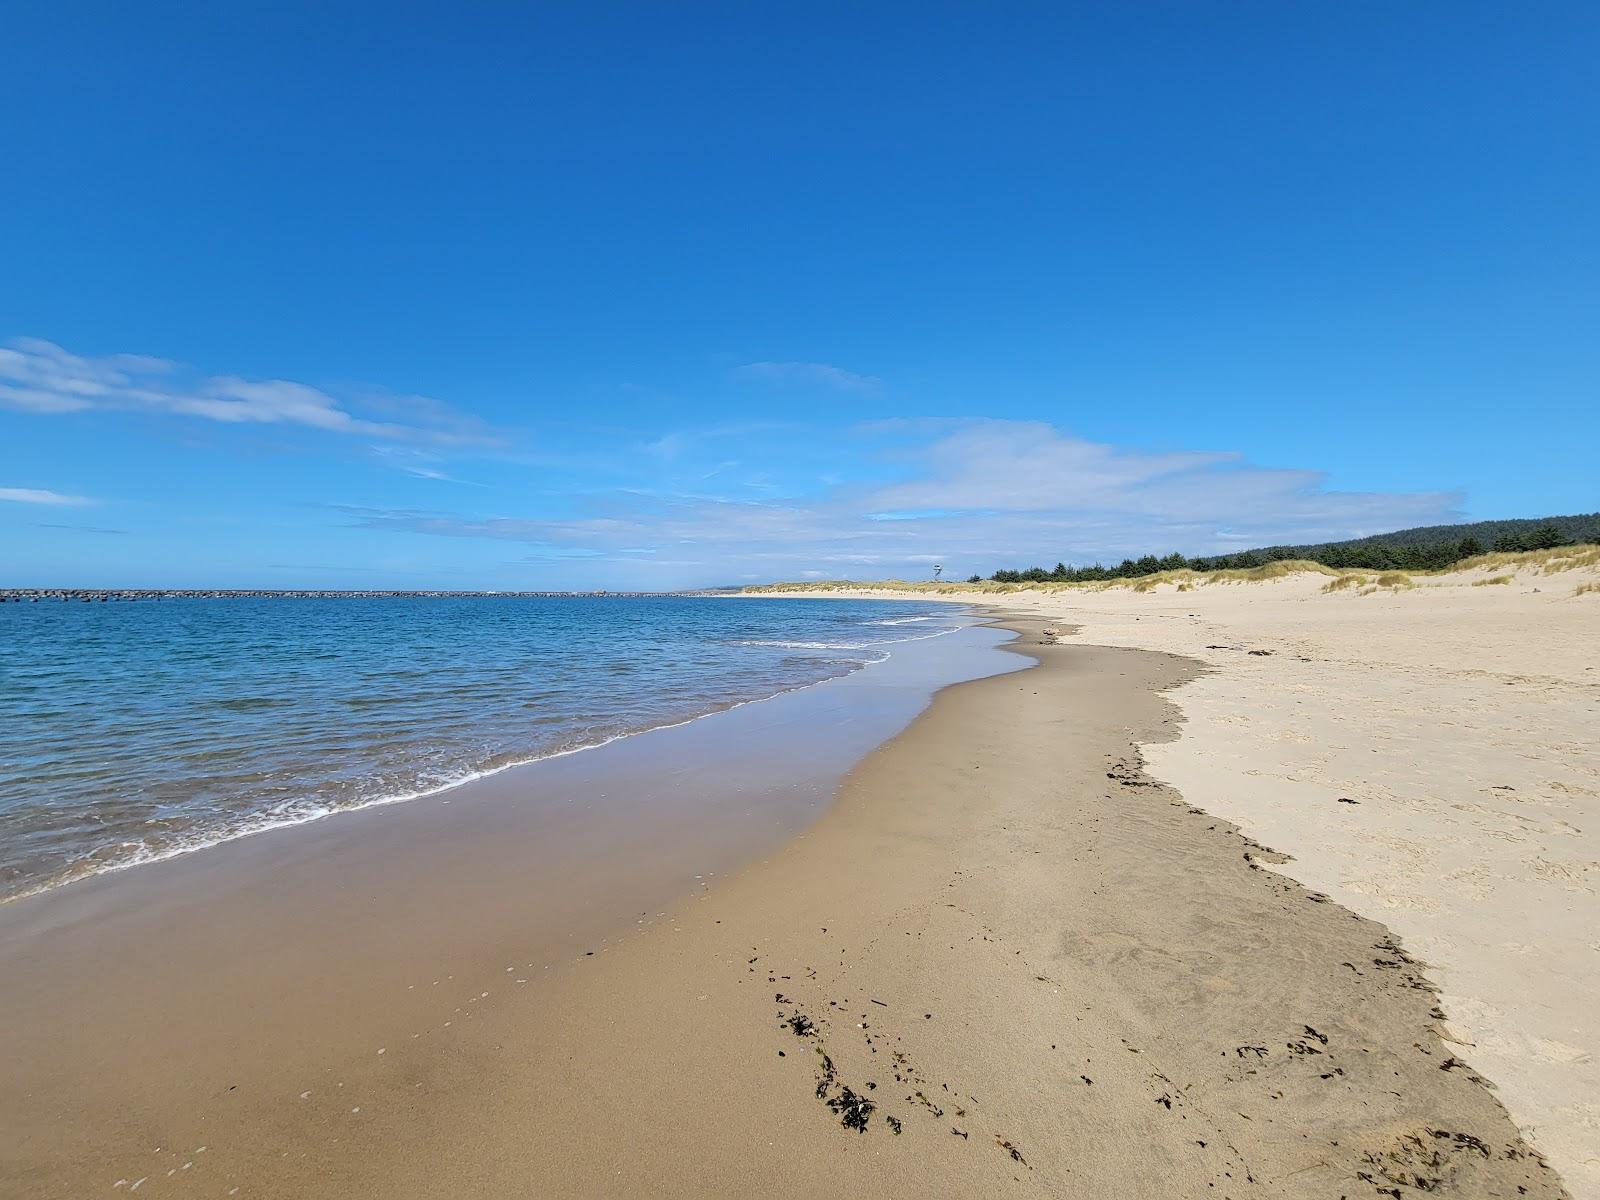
[743, 544, 1600, 597]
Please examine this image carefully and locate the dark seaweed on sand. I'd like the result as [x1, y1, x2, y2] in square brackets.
[995, 1137, 1028, 1167]
[826, 1086, 876, 1133]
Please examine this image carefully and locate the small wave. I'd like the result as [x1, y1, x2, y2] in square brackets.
[734, 628, 956, 651]
[1, 644, 925, 904]
[3, 600, 978, 906]
[735, 639, 876, 650]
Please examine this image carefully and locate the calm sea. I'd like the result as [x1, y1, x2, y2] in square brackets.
[0, 595, 968, 902]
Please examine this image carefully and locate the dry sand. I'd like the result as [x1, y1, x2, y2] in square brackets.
[0, 606, 1573, 1198]
[780, 557, 1600, 1196]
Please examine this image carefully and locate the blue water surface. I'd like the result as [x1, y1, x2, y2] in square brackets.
[0, 595, 964, 900]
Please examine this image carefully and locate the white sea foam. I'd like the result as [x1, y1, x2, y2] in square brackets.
[734, 628, 956, 651]
[8, 614, 971, 904]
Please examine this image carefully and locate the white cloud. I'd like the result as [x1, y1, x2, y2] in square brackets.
[330, 418, 1461, 583]
[735, 361, 881, 393]
[864, 422, 1236, 513]
[858, 420, 1458, 535]
[0, 338, 491, 444]
[0, 487, 92, 506]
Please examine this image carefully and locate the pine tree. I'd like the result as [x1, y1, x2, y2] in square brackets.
[1528, 523, 1566, 550]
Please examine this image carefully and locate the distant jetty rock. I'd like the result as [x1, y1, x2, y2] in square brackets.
[0, 589, 644, 602]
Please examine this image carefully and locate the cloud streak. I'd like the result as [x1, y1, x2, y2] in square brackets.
[328, 419, 1461, 583]
[735, 361, 881, 393]
[857, 422, 1457, 534]
[0, 338, 493, 444]
[35, 523, 127, 535]
[0, 486, 92, 506]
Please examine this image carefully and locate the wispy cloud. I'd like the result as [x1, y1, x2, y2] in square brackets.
[34, 522, 127, 535]
[368, 444, 484, 484]
[323, 419, 1460, 583]
[642, 421, 795, 461]
[735, 361, 881, 393]
[0, 486, 93, 506]
[0, 338, 493, 445]
[848, 420, 1462, 541]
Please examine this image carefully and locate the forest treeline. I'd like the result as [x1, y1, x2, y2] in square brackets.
[979, 513, 1600, 584]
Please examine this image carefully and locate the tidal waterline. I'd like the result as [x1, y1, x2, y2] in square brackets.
[0, 595, 971, 901]
[0, 613, 1030, 1195]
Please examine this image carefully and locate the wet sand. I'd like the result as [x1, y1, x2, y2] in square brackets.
[768, 560, 1600, 1196]
[0, 615, 1567, 1197]
[0, 624, 1022, 1196]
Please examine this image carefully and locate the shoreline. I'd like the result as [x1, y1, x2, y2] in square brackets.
[752, 571, 1600, 1197]
[0, 617, 1024, 1196]
[1, 608, 1568, 1197]
[286, 612, 1560, 1196]
[0, 617, 969, 909]
[0, 598, 972, 908]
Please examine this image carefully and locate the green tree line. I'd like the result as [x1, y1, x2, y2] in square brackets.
[977, 516, 1593, 584]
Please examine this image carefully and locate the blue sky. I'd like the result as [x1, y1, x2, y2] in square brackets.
[2, 2, 1595, 589]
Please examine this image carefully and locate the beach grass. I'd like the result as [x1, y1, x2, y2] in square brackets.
[1321, 573, 1369, 593]
[1451, 544, 1600, 574]
[745, 559, 1343, 595]
[743, 544, 1600, 597]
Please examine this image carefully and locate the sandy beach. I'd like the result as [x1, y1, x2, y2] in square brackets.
[0, 622, 1022, 1196]
[2, 585, 1582, 1197]
[335, 619, 1562, 1199]
[8, 6, 1594, 1197]
[759, 551, 1600, 1196]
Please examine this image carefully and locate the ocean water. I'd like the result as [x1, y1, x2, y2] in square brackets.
[0, 595, 968, 902]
